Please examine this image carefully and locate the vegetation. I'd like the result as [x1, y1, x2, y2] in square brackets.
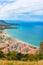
[0, 50, 43, 61]
[0, 42, 43, 65]
[0, 60, 43, 65]
[39, 42, 43, 54]
[0, 42, 43, 61]
[0, 51, 4, 58]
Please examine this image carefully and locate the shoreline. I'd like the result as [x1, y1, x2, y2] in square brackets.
[4, 30, 39, 49]
[14, 38, 39, 48]
[4, 30, 39, 48]
[0, 30, 38, 54]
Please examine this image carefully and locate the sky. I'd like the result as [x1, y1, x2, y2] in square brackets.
[0, 0, 43, 21]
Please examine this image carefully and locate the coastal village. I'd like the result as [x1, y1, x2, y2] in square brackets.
[0, 30, 37, 54]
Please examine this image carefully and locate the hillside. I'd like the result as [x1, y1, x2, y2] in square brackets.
[0, 30, 37, 54]
[0, 20, 18, 30]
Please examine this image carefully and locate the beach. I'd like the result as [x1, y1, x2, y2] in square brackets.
[0, 30, 37, 54]
[4, 21, 43, 47]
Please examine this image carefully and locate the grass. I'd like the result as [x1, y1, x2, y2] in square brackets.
[0, 60, 43, 65]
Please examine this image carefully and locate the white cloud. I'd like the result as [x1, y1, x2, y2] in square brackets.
[0, 0, 43, 21]
[0, 0, 14, 2]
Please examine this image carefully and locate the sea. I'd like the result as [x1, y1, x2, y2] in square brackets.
[4, 20, 43, 47]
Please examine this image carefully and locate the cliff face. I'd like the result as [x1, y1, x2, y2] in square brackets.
[0, 30, 37, 54]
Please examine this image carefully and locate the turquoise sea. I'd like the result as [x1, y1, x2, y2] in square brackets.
[4, 20, 43, 47]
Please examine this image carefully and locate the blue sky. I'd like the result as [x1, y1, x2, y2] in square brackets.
[0, 0, 43, 21]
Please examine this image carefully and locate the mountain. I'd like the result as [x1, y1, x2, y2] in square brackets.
[0, 20, 18, 30]
[0, 20, 8, 25]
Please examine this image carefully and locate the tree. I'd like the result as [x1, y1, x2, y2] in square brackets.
[0, 51, 4, 58]
[39, 42, 43, 54]
[7, 50, 18, 60]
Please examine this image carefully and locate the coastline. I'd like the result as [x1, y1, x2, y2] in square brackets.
[4, 27, 41, 47]
[4, 30, 38, 48]
[14, 38, 39, 48]
[4, 30, 39, 48]
[0, 30, 38, 54]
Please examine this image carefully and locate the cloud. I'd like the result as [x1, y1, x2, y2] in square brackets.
[0, 0, 14, 5]
[0, 0, 43, 21]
